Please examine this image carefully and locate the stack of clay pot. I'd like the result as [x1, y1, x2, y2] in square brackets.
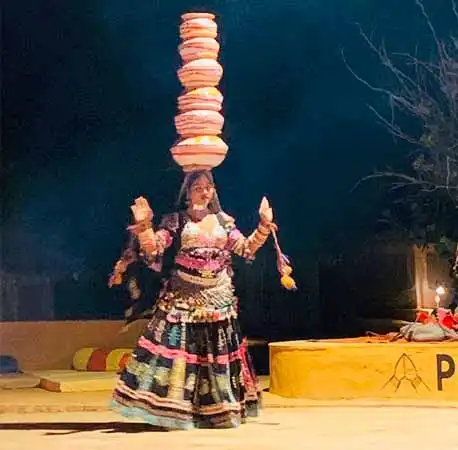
[170, 12, 228, 172]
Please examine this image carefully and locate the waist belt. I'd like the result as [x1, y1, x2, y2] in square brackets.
[175, 269, 228, 287]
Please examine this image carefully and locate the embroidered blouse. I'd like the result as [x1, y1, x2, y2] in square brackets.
[142, 211, 271, 323]
[143, 212, 269, 277]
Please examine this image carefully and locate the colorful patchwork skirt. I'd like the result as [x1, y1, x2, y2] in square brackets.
[111, 307, 261, 429]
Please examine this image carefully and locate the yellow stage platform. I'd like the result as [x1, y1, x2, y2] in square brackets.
[269, 339, 458, 400]
[30, 370, 117, 393]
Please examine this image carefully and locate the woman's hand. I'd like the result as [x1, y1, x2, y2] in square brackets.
[259, 196, 273, 224]
[130, 196, 153, 224]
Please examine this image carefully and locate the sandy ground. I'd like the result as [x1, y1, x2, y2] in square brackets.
[3, 387, 458, 413]
[1, 406, 458, 450]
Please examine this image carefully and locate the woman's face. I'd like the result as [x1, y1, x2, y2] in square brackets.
[188, 174, 215, 209]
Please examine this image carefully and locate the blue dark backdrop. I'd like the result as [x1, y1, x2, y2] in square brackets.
[3, 0, 454, 327]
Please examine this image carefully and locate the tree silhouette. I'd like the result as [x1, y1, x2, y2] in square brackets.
[347, 0, 458, 246]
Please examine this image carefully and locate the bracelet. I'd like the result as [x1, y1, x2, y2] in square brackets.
[257, 223, 271, 236]
[127, 220, 152, 235]
[139, 233, 157, 253]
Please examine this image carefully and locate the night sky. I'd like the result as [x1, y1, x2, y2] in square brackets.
[3, 0, 455, 322]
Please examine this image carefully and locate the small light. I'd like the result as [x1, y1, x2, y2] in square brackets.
[436, 285, 446, 296]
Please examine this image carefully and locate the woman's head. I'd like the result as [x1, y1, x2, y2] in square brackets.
[188, 172, 215, 208]
[177, 170, 221, 213]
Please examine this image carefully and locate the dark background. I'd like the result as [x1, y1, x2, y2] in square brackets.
[2, 0, 454, 336]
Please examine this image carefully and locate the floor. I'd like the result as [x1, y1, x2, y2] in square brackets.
[1, 406, 458, 450]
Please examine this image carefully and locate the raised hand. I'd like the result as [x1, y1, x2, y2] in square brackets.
[259, 196, 273, 224]
[130, 196, 153, 224]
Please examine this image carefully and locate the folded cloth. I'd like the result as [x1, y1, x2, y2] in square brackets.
[399, 322, 458, 342]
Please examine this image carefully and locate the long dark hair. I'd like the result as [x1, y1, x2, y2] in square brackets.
[175, 170, 222, 213]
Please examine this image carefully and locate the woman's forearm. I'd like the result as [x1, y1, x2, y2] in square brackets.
[128, 218, 157, 254]
[133, 212, 176, 260]
[245, 222, 271, 256]
[230, 221, 271, 259]
[137, 227, 157, 254]
[136, 227, 173, 259]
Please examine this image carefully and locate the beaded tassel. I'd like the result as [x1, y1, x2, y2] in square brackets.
[270, 226, 297, 291]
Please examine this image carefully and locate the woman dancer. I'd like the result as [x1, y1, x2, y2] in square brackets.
[110, 170, 275, 429]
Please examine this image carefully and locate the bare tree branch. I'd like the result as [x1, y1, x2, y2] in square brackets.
[346, 0, 458, 202]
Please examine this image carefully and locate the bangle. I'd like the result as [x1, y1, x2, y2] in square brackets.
[127, 220, 152, 235]
[257, 223, 271, 236]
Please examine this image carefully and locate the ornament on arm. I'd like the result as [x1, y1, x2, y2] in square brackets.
[226, 197, 275, 259]
[127, 197, 158, 255]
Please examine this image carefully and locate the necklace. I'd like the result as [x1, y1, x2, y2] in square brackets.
[187, 207, 210, 222]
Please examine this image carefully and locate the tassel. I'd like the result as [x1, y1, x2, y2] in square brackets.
[128, 278, 141, 300]
[270, 225, 297, 291]
[108, 236, 137, 288]
[281, 274, 296, 290]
